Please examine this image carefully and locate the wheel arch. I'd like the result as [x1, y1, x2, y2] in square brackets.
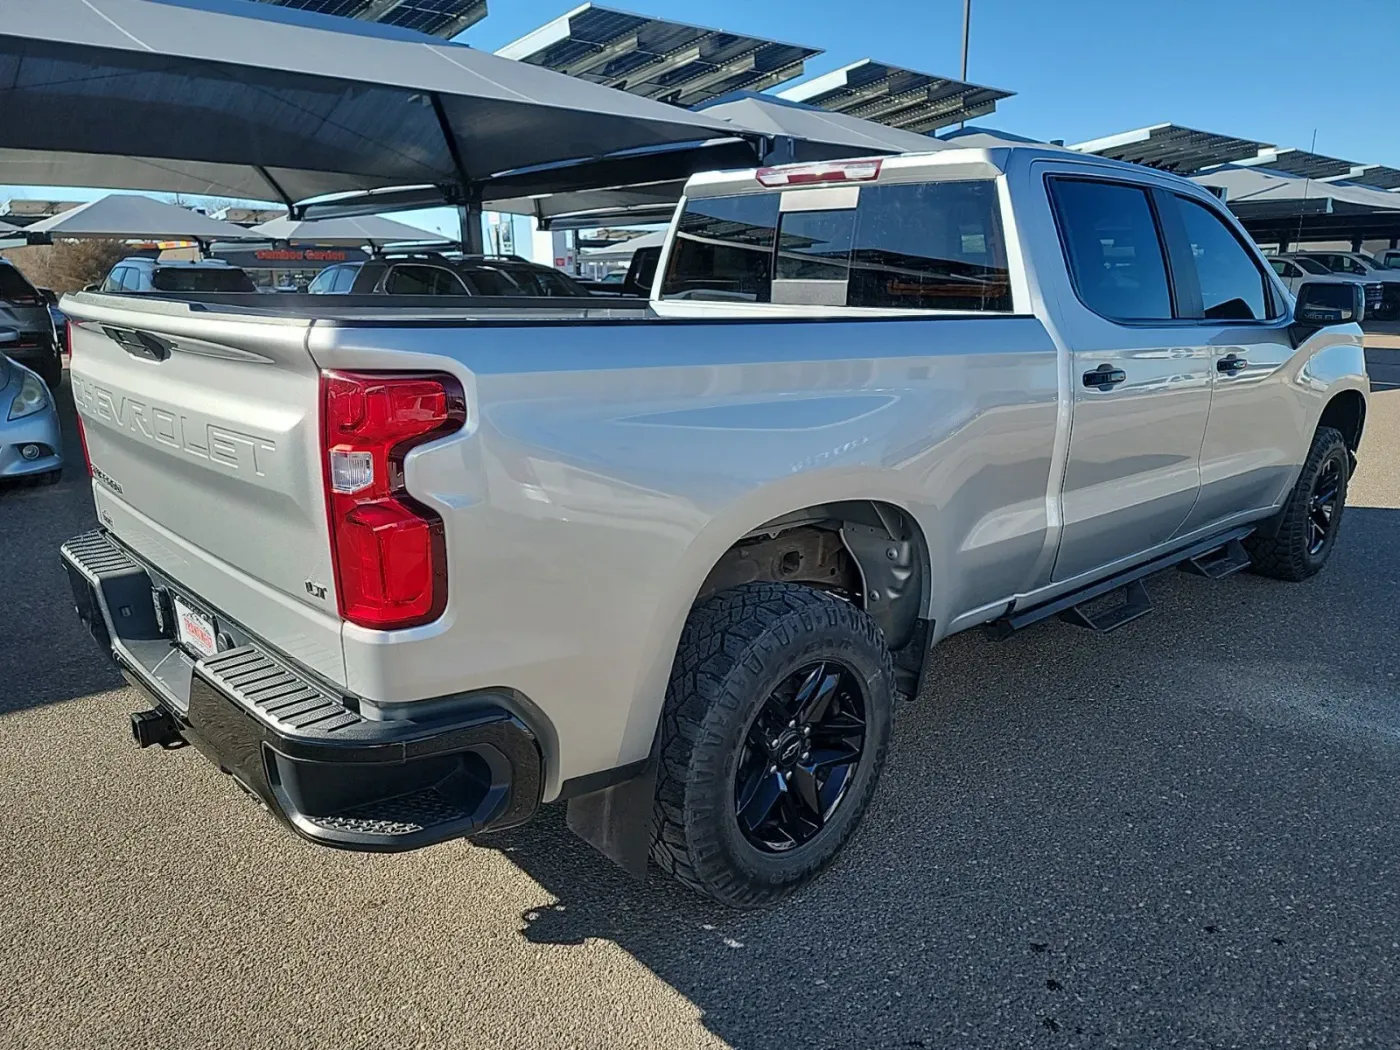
[1317, 388, 1366, 457]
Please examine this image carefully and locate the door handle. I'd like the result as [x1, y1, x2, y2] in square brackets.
[1217, 353, 1248, 374]
[1082, 363, 1127, 389]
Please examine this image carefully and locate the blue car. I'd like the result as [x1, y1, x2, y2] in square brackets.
[0, 327, 63, 485]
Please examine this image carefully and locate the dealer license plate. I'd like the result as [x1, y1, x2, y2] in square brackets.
[173, 597, 218, 658]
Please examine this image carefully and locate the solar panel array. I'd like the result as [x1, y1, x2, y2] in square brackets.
[253, 0, 486, 38]
[1073, 124, 1400, 193]
[777, 59, 1013, 133]
[498, 4, 822, 107]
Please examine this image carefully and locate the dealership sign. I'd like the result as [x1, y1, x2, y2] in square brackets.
[214, 246, 368, 269]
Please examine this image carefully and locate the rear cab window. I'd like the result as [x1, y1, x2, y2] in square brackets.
[0, 264, 41, 304]
[661, 175, 1012, 313]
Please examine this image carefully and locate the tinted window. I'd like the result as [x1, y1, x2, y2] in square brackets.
[1294, 257, 1331, 276]
[120, 267, 145, 292]
[661, 193, 778, 302]
[1051, 179, 1173, 321]
[0, 264, 40, 303]
[307, 266, 340, 294]
[847, 181, 1011, 311]
[384, 265, 468, 295]
[776, 208, 854, 282]
[332, 265, 359, 293]
[1175, 196, 1270, 320]
[1268, 259, 1294, 278]
[504, 266, 587, 297]
[1336, 256, 1370, 275]
[460, 266, 520, 296]
[102, 268, 126, 292]
[152, 267, 256, 293]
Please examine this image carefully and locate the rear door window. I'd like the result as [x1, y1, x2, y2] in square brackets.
[1172, 196, 1273, 320]
[307, 266, 340, 294]
[1049, 179, 1174, 321]
[384, 265, 469, 295]
[332, 265, 359, 293]
[661, 193, 779, 302]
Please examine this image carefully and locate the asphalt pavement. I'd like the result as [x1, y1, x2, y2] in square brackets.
[3, 356, 1400, 1050]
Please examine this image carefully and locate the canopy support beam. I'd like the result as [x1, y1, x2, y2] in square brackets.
[256, 166, 295, 212]
[431, 91, 483, 253]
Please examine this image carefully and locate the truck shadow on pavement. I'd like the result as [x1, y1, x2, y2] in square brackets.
[488, 505, 1400, 1049]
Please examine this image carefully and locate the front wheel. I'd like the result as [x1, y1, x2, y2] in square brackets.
[651, 583, 895, 908]
[1245, 426, 1349, 581]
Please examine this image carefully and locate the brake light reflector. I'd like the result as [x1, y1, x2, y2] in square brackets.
[755, 158, 883, 187]
[320, 370, 466, 630]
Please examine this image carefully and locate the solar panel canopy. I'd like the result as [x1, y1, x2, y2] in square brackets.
[497, 4, 822, 107]
[1071, 123, 1274, 174]
[250, 0, 487, 38]
[1237, 148, 1364, 181]
[776, 59, 1012, 134]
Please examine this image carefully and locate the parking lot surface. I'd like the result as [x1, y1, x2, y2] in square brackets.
[4, 355, 1400, 1050]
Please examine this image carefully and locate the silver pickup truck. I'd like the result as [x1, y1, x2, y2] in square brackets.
[60, 146, 1369, 908]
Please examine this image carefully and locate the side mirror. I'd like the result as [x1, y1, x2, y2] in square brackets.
[83, 283, 100, 293]
[1294, 281, 1364, 325]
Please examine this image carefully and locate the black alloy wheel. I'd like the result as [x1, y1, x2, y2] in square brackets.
[734, 661, 867, 853]
[1245, 425, 1350, 582]
[1307, 457, 1343, 556]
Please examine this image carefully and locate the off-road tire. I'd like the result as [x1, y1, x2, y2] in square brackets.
[1245, 425, 1349, 581]
[650, 582, 895, 909]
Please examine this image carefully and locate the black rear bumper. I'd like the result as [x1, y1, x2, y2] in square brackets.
[60, 530, 542, 851]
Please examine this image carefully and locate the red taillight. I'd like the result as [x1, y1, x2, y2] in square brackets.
[320, 370, 466, 630]
[755, 158, 883, 187]
[75, 414, 92, 477]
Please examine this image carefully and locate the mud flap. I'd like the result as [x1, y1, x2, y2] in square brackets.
[565, 758, 658, 880]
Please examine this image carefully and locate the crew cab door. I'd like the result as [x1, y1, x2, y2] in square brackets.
[1042, 175, 1214, 583]
[1164, 192, 1300, 530]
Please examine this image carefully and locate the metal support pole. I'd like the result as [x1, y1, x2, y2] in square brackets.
[960, 0, 971, 81]
[458, 196, 484, 255]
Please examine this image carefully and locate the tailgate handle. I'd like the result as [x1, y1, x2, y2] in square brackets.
[102, 326, 173, 362]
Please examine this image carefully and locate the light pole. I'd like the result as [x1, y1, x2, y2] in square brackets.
[960, 0, 971, 80]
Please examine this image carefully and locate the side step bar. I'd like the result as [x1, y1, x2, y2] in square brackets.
[991, 527, 1254, 638]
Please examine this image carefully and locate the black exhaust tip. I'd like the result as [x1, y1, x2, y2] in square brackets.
[130, 709, 183, 749]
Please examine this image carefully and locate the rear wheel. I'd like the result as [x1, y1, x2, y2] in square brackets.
[651, 582, 894, 908]
[1245, 426, 1349, 581]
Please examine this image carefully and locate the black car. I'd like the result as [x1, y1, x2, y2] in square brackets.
[307, 253, 593, 298]
[0, 261, 62, 390]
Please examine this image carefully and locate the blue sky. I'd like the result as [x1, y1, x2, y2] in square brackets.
[469, 0, 1400, 166]
[5, 0, 1398, 226]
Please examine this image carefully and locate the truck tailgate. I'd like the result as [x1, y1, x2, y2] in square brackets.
[65, 294, 345, 683]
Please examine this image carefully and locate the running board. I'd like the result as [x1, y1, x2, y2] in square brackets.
[990, 527, 1254, 638]
[1177, 537, 1252, 580]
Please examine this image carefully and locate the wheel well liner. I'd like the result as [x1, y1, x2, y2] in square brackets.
[1319, 389, 1365, 453]
[695, 500, 930, 651]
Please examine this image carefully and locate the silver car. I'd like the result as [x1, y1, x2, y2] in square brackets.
[0, 328, 63, 485]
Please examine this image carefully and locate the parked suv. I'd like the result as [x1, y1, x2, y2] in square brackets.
[1289, 251, 1400, 318]
[1269, 255, 1384, 317]
[97, 257, 257, 295]
[307, 253, 592, 297]
[0, 260, 62, 390]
